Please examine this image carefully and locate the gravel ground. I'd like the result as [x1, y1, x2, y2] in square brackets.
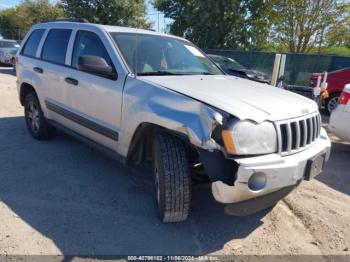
[0, 67, 349, 259]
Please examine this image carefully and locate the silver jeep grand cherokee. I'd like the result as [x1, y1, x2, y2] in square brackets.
[16, 20, 331, 222]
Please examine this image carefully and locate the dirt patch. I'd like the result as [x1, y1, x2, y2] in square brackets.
[0, 67, 349, 256]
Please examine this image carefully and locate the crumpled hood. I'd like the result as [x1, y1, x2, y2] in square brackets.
[140, 75, 318, 123]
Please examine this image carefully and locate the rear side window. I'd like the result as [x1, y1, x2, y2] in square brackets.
[22, 29, 45, 57]
[41, 29, 72, 65]
[71, 30, 113, 69]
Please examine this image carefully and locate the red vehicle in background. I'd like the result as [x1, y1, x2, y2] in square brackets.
[310, 68, 350, 114]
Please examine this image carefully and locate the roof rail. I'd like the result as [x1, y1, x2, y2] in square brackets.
[40, 18, 89, 24]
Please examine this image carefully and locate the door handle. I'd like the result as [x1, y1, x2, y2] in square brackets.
[33, 67, 43, 74]
[65, 77, 79, 86]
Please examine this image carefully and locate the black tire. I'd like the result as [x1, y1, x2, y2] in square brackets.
[152, 133, 191, 222]
[24, 92, 55, 140]
[325, 92, 341, 114]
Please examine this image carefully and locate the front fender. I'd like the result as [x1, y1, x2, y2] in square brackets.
[118, 77, 225, 157]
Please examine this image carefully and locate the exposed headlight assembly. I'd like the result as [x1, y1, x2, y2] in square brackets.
[222, 120, 277, 155]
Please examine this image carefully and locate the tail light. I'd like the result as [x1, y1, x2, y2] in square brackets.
[339, 91, 350, 105]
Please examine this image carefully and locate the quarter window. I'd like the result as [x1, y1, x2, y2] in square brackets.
[71, 31, 113, 70]
[41, 29, 72, 65]
[22, 29, 45, 57]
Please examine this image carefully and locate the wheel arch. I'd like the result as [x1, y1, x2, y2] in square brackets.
[125, 121, 237, 186]
[19, 82, 36, 106]
[126, 122, 192, 164]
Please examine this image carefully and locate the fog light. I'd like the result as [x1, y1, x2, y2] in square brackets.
[248, 172, 267, 191]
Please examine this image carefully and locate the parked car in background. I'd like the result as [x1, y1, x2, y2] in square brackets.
[208, 54, 271, 84]
[329, 84, 350, 141]
[0, 39, 20, 68]
[310, 68, 350, 114]
[17, 20, 330, 222]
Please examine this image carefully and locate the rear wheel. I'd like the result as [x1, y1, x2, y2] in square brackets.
[152, 133, 191, 222]
[326, 92, 340, 114]
[24, 92, 55, 140]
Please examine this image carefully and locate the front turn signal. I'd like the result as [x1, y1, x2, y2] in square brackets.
[222, 130, 236, 155]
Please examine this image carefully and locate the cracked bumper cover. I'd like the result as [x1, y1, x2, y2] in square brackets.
[212, 128, 331, 204]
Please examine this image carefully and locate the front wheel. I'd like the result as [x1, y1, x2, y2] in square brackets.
[152, 133, 191, 222]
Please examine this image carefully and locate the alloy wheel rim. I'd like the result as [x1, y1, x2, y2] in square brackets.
[27, 101, 40, 133]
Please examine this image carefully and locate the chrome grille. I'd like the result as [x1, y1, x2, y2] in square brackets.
[276, 113, 321, 155]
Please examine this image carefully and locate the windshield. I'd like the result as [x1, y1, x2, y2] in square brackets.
[0, 41, 19, 49]
[210, 55, 246, 72]
[110, 33, 222, 76]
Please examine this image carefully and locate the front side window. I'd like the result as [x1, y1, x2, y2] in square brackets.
[71, 30, 113, 70]
[41, 29, 72, 65]
[22, 29, 45, 57]
[110, 33, 222, 76]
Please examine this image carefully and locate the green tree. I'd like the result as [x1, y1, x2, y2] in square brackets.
[325, 2, 350, 48]
[61, 0, 150, 28]
[270, 0, 339, 53]
[0, 0, 65, 39]
[240, 0, 276, 50]
[153, 0, 273, 50]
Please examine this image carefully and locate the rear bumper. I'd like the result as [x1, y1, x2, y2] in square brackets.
[212, 128, 331, 204]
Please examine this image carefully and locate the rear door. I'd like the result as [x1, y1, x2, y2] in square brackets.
[34, 28, 73, 122]
[17, 29, 46, 102]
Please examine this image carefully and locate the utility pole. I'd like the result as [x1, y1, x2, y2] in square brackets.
[157, 11, 160, 32]
[318, 26, 325, 54]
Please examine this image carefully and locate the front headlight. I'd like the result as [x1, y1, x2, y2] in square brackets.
[222, 120, 277, 155]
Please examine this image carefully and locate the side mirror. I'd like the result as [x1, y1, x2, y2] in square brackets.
[77, 55, 117, 80]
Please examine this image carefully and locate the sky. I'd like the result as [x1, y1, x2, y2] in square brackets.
[0, 0, 23, 9]
[0, 0, 172, 32]
[145, 0, 172, 33]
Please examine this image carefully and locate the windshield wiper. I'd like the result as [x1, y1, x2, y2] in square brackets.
[137, 71, 185, 76]
[197, 72, 214, 75]
[137, 71, 215, 76]
[182, 71, 215, 75]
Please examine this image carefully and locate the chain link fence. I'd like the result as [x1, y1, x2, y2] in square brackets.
[205, 49, 350, 87]
[0, 28, 22, 41]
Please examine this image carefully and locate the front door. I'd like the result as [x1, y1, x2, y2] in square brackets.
[51, 30, 125, 151]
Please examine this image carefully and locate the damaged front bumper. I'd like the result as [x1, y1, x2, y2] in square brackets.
[212, 128, 331, 205]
